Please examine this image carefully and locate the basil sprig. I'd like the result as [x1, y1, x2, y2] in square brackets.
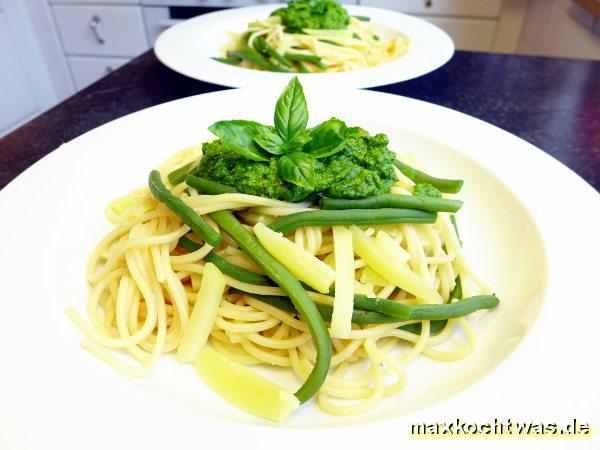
[275, 77, 308, 143]
[206, 77, 358, 189]
[208, 120, 271, 162]
[304, 118, 358, 158]
[277, 152, 315, 189]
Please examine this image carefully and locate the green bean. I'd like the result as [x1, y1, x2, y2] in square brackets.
[178, 236, 270, 286]
[353, 293, 499, 320]
[186, 174, 237, 195]
[320, 194, 463, 213]
[210, 57, 241, 66]
[209, 210, 331, 403]
[167, 161, 194, 186]
[148, 171, 222, 247]
[294, 61, 310, 73]
[177, 235, 203, 253]
[410, 296, 499, 320]
[253, 36, 292, 68]
[242, 291, 450, 335]
[310, 60, 328, 71]
[449, 275, 462, 301]
[285, 53, 321, 63]
[451, 214, 463, 246]
[229, 49, 292, 73]
[285, 53, 328, 70]
[318, 39, 342, 47]
[240, 292, 398, 324]
[351, 293, 411, 318]
[400, 320, 447, 336]
[353, 15, 371, 21]
[394, 159, 464, 194]
[268, 208, 437, 233]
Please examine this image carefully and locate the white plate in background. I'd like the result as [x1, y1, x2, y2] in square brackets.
[0, 86, 598, 449]
[154, 5, 454, 88]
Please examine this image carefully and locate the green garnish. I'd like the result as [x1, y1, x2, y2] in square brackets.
[194, 77, 397, 202]
[271, 0, 350, 33]
[413, 182, 443, 198]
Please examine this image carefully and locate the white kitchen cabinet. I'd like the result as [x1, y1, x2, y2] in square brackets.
[0, 10, 39, 134]
[360, 0, 503, 18]
[52, 4, 149, 57]
[359, 0, 526, 52]
[68, 55, 130, 90]
[0, 0, 69, 137]
[51, 0, 139, 4]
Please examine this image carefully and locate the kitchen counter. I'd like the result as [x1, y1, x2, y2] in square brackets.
[1, 50, 599, 191]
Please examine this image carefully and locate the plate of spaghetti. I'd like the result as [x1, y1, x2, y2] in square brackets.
[154, 1, 453, 88]
[1, 79, 599, 449]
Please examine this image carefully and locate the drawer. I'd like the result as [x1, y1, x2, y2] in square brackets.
[361, 0, 503, 18]
[53, 5, 149, 57]
[139, 0, 354, 5]
[418, 16, 497, 51]
[50, 0, 140, 4]
[68, 56, 129, 91]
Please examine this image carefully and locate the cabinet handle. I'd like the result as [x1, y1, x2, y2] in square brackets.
[89, 15, 106, 45]
[424, 0, 433, 7]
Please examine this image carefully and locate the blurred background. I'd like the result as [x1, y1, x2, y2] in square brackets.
[2, 0, 600, 138]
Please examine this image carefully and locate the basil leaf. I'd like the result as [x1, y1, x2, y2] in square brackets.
[208, 120, 271, 162]
[254, 130, 286, 155]
[277, 152, 315, 189]
[274, 76, 308, 143]
[305, 118, 350, 158]
[282, 131, 312, 154]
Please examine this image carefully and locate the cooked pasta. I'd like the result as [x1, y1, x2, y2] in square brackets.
[221, 16, 410, 73]
[66, 146, 492, 417]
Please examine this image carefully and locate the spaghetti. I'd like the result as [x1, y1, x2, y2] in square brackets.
[221, 16, 410, 73]
[66, 146, 492, 417]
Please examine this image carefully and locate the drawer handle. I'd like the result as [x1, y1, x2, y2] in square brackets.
[89, 15, 105, 45]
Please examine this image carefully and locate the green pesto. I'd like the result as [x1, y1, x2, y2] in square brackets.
[196, 140, 312, 202]
[196, 127, 397, 202]
[271, 0, 350, 33]
[413, 182, 442, 198]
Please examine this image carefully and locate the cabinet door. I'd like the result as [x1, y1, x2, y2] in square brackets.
[360, 0, 502, 18]
[52, 5, 149, 57]
[0, 10, 39, 134]
[68, 56, 129, 91]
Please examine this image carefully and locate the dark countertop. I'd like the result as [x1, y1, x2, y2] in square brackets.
[1, 50, 599, 191]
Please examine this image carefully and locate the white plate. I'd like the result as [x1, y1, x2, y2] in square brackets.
[1, 87, 599, 450]
[154, 5, 454, 88]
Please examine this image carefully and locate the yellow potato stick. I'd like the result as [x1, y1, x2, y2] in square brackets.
[195, 347, 299, 422]
[177, 263, 226, 362]
[360, 266, 389, 286]
[253, 222, 335, 293]
[350, 226, 442, 304]
[330, 226, 354, 338]
[105, 190, 157, 224]
[375, 230, 411, 262]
